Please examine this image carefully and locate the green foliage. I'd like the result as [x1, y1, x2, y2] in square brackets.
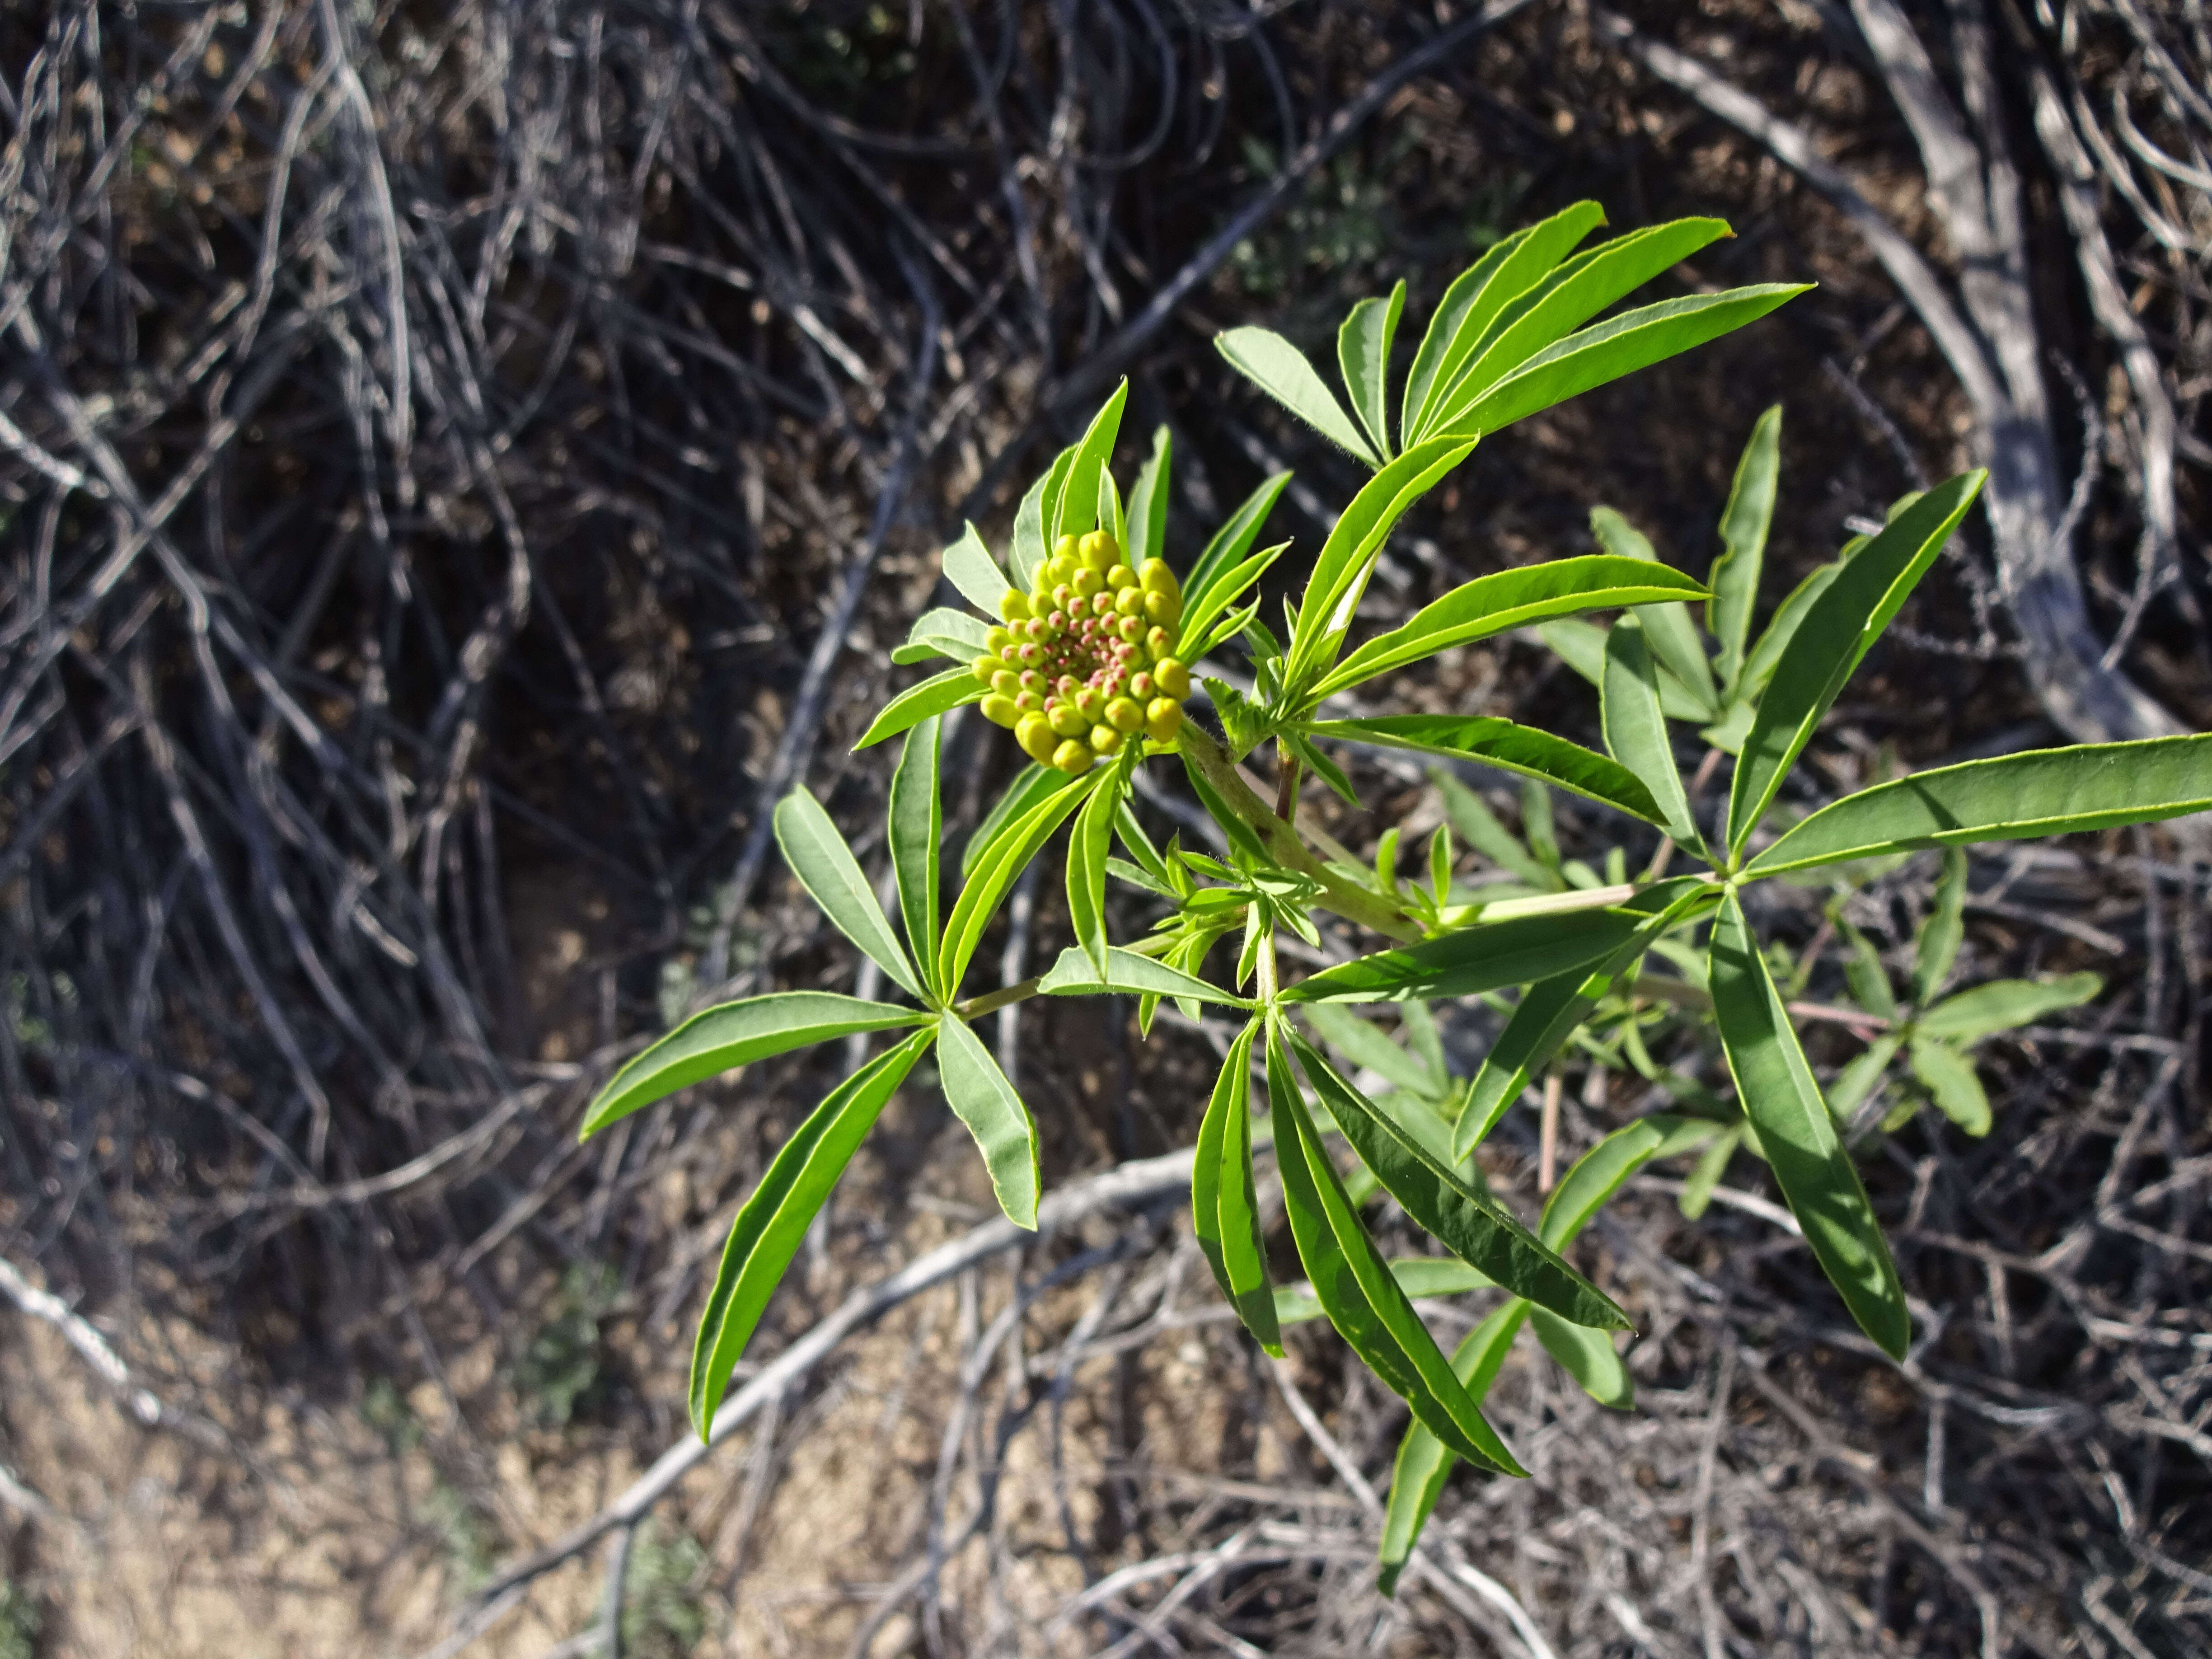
[516, 1261, 620, 1428]
[570, 206, 2208, 1587]
[0, 1581, 40, 1659]
[618, 1523, 710, 1659]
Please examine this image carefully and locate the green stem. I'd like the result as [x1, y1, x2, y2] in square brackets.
[948, 931, 1173, 1022]
[1176, 725, 1423, 944]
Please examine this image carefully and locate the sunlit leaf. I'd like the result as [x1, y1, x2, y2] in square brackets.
[1708, 404, 1782, 694]
[1126, 426, 1172, 570]
[853, 666, 986, 751]
[1308, 712, 1666, 827]
[1216, 326, 1380, 465]
[1340, 281, 1407, 461]
[774, 786, 924, 1001]
[1588, 507, 1716, 714]
[1054, 380, 1129, 544]
[1917, 972, 2103, 1041]
[889, 717, 944, 995]
[937, 1014, 1041, 1228]
[941, 522, 1012, 615]
[1598, 617, 1699, 843]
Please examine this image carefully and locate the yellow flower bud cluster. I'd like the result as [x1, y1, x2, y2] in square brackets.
[972, 529, 1191, 773]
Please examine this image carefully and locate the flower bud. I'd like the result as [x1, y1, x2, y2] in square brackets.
[1054, 533, 1079, 564]
[971, 655, 999, 684]
[991, 670, 1018, 696]
[1014, 690, 1042, 714]
[1050, 738, 1094, 774]
[1129, 671, 1154, 700]
[986, 627, 1013, 654]
[1145, 698, 1183, 742]
[1048, 702, 1089, 738]
[1079, 530, 1117, 570]
[1075, 687, 1103, 721]
[1000, 591, 1031, 622]
[981, 694, 1019, 728]
[1114, 587, 1145, 618]
[1105, 563, 1135, 591]
[1147, 625, 1175, 656]
[1017, 713, 1057, 763]
[1046, 553, 1078, 586]
[1090, 725, 1122, 755]
[1143, 590, 1181, 629]
[1138, 558, 1176, 596]
[1071, 567, 1102, 598]
[1105, 696, 1144, 733]
[1153, 658, 1190, 699]
[1116, 614, 1144, 643]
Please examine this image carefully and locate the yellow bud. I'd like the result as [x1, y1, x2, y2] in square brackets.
[1000, 590, 1031, 622]
[1114, 587, 1145, 618]
[986, 627, 1012, 653]
[981, 695, 1020, 728]
[971, 655, 1000, 684]
[1074, 687, 1104, 721]
[991, 670, 1019, 696]
[1079, 530, 1117, 570]
[1117, 614, 1145, 643]
[1048, 702, 1089, 738]
[1105, 696, 1144, 733]
[1145, 698, 1183, 742]
[1046, 553, 1078, 586]
[1138, 558, 1176, 596]
[1105, 563, 1135, 591]
[1143, 590, 1181, 629]
[1090, 725, 1123, 755]
[1050, 738, 1094, 774]
[1015, 690, 1042, 713]
[1054, 533, 1079, 561]
[1017, 714, 1057, 763]
[1154, 658, 1191, 699]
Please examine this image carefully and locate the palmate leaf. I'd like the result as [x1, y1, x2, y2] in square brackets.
[1180, 542, 1288, 666]
[1743, 733, 2212, 876]
[1306, 713, 1665, 827]
[1340, 281, 1407, 462]
[688, 1028, 934, 1435]
[1289, 1033, 1628, 1331]
[1403, 202, 1608, 443]
[1193, 1023, 1280, 1354]
[1267, 1026, 1527, 1479]
[1287, 437, 1477, 693]
[1725, 471, 1986, 855]
[889, 716, 944, 995]
[1709, 892, 1909, 1358]
[937, 1013, 1042, 1229]
[853, 666, 986, 751]
[1378, 1112, 1720, 1591]
[1312, 556, 1707, 702]
[581, 992, 928, 1136]
[1708, 404, 1782, 694]
[774, 787, 926, 1003]
[1286, 904, 1655, 1005]
[1216, 326, 1380, 465]
[1298, 1002, 1442, 1099]
[1424, 218, 1734, 431]
[1433, 769, 1553, 889]
[1434, 286, 1814, 443]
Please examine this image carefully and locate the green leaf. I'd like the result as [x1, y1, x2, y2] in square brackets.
[1709, 892, 1909, 1358]
[1290, 1032, 1629, 1331]
[1098, 464, 1125, 550]
[1275, 1256, 1500, 1326]
[964, 764, 1061, 880]
[1599, 617, 1699, 843]
[1726, 471, 1987, 855]
[1289, 437, 1477, 691]
[1433, 769, 1552, 888]
[1313, 556, 1707, 701]
[1340, 281, 1407, 462]
[1404, 202, 1608, 443]
[1914, 847, 1968, 1005]
[1287, 905, 1655, 1005]
[1180, 541, 1287, 665]
[1828, 1035, 1901, 1120]
[1709, 404, 1782, 694]
[937, 1014, 1042, 1228]
[893, 607, 995, 667]
[1734, 561, 1839, 709]
[1520, 779, 1559, 871]
[1308, 712, 1666, 827]
[1841, 920, 1898, 1019]
[853, 667, 986, 751]
[1530, 1307, 1631, 1408]
[941, 523, 1012, 616]
[1200, 1024, 1280, 1353]
[1036, 945, 1250, 1005]
[688, 1030, 932, 1434]
[1054, 381, 1129, 544]
[1216, 326, 1380, 465]
[1678, 1127, 1740, 1218]
[1182, 472, 1292, 622]
[1918, 973, 2102, 1041]
[1066, 765, 1118, 975]
[1427, 219, 1735, 428]
[582, 993, 928, 1137]
[1908, 1039, 1990, 1137]
[1745, 734, 2212, 876]
[1192, 1028, 1241, 1309]
[1539, 1112, 1723, 1248]
[890, 717, 944, 995]
[1267, 1028, 1528, 1477]
[1377, 1300, 1530, 1595]
[1126, 426, 1172, 570]
[1298, 1003, 1438, 1098]
[1589, 507, 1718, 714]
[774, 787, 925, 1001]
[1539, 618, 1711, 722]
[938, 769, 1098, 995]
[1011, 448, 1075, 590]
[1435, 286, 1814, 442]
[1284, 726, 1361, 808]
